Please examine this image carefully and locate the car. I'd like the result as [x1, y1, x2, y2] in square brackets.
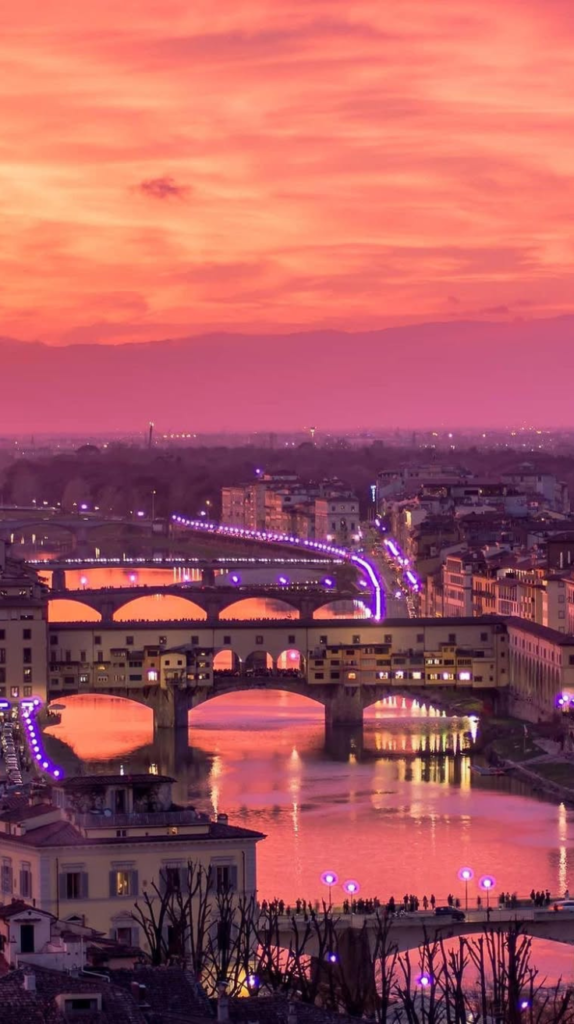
[435, 906, 466, 921]
[553, 900, 574, 911]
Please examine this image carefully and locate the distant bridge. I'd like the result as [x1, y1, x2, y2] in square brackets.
[47, 583, 368, 622]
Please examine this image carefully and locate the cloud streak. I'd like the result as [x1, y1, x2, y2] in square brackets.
[0, 0, 573, 343]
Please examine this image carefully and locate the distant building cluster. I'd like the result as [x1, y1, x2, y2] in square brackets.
[377, 462, 574, 633]
[222, 471, 362, 546]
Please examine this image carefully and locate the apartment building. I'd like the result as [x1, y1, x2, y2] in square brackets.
[0, 774, 263, 946]
[0, 541, 48, 704]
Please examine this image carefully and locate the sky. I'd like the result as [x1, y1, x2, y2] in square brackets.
[2, 0, 574, 347]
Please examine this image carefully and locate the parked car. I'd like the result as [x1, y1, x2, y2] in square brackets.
[435, 906, 466, 921]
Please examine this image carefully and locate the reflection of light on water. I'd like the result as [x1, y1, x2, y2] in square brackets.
[468, 716, 479, 743]
[288, 747, 301, 836]
[209, 754, 223, 817]
[559, 801, 568, 895]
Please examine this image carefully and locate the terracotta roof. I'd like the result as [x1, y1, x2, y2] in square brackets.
[0, 965, 147, 1024]
[0, 818, 265, 848]
[0, 901, 54, 921]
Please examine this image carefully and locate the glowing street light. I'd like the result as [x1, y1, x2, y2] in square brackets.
[458, 867, 474, 911]
[479, 875, 496, 909]
[343, 879, 360, 897]
[417, 973, 434, 988]
[320, 870, 338, 909]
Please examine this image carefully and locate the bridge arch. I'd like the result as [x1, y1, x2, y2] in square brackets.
[219, 597, 300, 621]
[277, 648, 305, 672]
[48, 598, 102, 622]
[244, 650, 274, 674]
[112, 594, 207, 622]
[313, 599, 372, 620]
[213, 649, 242, 674]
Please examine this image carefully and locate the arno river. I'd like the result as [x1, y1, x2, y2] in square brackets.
[44, 692, 574, 979]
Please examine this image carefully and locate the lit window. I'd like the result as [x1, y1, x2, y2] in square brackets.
[459, 671, 471, 681]
[147, 669, 158, 682]
[412, 671, 422, 680]
[348, 672, 357, 680]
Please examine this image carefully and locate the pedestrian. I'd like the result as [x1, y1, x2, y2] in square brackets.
[430, 894, 436, 909]
[423, 895, 428, 911]
[565, 888, 570, 900]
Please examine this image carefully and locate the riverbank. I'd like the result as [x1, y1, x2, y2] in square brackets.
[478, 717, 574, 804]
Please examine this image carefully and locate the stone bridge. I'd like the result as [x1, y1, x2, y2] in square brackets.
[272, 906, 574, 956]
[48, 584, 369, 622]
[50, 672, 497, 731]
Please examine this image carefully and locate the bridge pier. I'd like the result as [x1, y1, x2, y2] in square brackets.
[324, 720, 364, 760]
[153, 688, 190, 731]
[324, 686, 365, 728]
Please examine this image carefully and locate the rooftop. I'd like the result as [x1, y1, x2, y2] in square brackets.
[59, 774, 175, 789]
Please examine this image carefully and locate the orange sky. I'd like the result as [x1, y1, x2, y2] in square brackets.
[2, 1, 574, 345]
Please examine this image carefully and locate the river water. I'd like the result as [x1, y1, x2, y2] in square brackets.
[43, 692, 574, 979]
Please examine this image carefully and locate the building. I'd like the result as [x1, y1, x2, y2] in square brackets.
[0, 774, 264, 946]
[0, 541, 48, 705]
[221, 476, 359, 545]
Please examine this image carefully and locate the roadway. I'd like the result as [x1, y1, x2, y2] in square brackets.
[362, 525, 409, 619]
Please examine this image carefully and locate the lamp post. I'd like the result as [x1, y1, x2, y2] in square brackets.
[151, 489, 156, 521]
[320, 871, 338, 910]
[479, 875, 496, 911]
[458, 867, 474, 912]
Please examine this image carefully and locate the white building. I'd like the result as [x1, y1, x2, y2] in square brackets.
[0, 774, 264, 948]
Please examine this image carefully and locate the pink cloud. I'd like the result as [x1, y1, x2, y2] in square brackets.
[0, 1, 573, 343]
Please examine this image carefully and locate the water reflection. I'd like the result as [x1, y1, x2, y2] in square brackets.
[44, 690, 574, 980]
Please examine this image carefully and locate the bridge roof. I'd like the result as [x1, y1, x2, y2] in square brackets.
[505, 615, 574, 645]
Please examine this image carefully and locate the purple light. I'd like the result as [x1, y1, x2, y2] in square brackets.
[458, 867, 474, 882]
[246, 974, 260, 990]
[519, 999, 531, 1011]
[326, 952, 338, 963]
[479, 875, 495, 891]
[278, 575, 289, 585]
[343, 879, 360, 895]
[230, 573, 241, 585]
[80, 503, 88, 511]
[323, 577, 334, 587]
[321, 871, 338, 887]
[417, 973, 433, 988]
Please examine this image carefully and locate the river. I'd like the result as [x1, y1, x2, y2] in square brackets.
[43, 691, 574, 979]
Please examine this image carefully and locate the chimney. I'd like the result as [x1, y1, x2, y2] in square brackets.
[217, 813, 229, 825]
[23, 973, 36, 992]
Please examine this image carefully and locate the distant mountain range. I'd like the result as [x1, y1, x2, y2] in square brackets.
[1, 316, 573, 433]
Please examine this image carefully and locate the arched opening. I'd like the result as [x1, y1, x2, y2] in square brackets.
[219, 598, 300, 621]
[313, 599, 372, 620]
[277, 649, 305, 677]
[213, 650, 242, 677]
[113, 595, 207, 622]
[45, 693, 153, 760]
[48, 599, 102, 623]
[244, 651, 274, 676]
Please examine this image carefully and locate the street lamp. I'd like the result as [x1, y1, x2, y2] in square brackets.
[343, 880, 360, 898]
[320, 871, 338, 909]
[479, 875, 496, 910]
[458, 867, 474, 911]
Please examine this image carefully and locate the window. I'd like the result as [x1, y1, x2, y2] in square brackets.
[319, 635, 327, 644]
[159, 636, 167, 645]
[0, 649, 5, 664]
[162, 865, 184, 893]
[80, 651, 86, 662]
[10, 687, 19, 698]
[255, 635, 263, 645]
[147, 669, 158, 682]
[480, 632, 488, 642]
[129, 674, 142, 681]
[19, 863, 32, 898]
[0, 670, 5, 684]
[223, 635, 231, 645]
[315, 672, 324, 679]
[50, 635, 58, 646]
[61, 872, 87, 900]
[330, 671, 340, 679]
[23, 686, 32, 697]
[23, 668, 32, 683]
[0, 630, 4, 640]
[1, 860, 12, 893]
[448, 634, 457, 643]
[352, 635, 361, 644]
[191, 635, 199, 645]
[110, 869, 138, 898]
[96, 651, 103, 661]
[213, 863, 238, 892]
[416, 634, 424, 643]
[288, 635, 296, 644]
[95, 635, 102, 645]
[384, 635, 392, 644]
[23, 628, 31, 640]
[126, 636, 134, 645]
[116, 926, 133, 946]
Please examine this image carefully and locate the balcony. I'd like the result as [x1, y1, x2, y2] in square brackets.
[72, 808, 209, 829]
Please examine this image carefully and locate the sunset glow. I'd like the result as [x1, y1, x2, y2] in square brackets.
[3, 1, 574, 345]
